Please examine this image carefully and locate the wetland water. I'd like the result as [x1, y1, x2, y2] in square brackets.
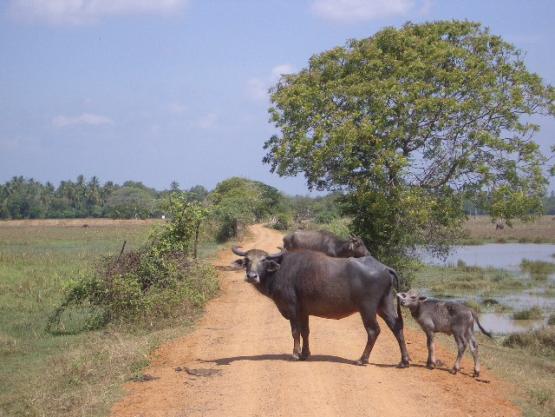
[422, 243, 555, 271]
[420, 243, 555, 334]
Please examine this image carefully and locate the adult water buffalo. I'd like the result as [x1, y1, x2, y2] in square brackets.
[283, 230, 370, 258]
[231, 246, 410, 367]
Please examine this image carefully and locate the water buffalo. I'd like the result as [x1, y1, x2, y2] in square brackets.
[397, 290, 492, 377]
[283, 230, 370, 258]
[231, 246, 410, 367]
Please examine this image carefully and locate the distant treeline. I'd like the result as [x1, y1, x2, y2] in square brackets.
[0, 175, 208, 219]
[0, 175, 340, 225]
[1, 175, 554, 221]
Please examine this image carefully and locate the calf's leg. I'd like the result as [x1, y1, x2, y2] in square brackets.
[468, 332, 480, 377]
[451, 334, 467, 374]
[357, 310, 380, 366]
[425, 331, 437, 369]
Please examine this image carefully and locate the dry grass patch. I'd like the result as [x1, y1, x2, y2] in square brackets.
[462, 216, 555, 243]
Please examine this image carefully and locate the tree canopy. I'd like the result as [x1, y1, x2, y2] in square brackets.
[264, 21, 554, 266]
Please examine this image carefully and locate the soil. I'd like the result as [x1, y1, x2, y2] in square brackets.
[110, 224, 520, 417]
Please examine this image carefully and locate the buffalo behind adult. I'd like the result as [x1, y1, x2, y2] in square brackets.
[231, 246, 410, 367]
[283, 230, 370, 258]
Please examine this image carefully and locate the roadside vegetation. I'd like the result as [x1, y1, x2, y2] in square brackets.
[0, 177, 288, 417]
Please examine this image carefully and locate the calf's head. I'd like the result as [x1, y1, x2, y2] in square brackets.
[231, 246, 285, 284]
[347, 236, 371, 257]
[397, 290, 428, 308]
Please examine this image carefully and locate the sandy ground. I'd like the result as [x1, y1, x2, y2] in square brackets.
[110, 224, 520, 417]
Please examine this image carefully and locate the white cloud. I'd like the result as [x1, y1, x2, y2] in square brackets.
[168, 102, 187, 115]
[311, 0, 415, 22]
[9, 0, 189, 25]
[246, 64, 295, 102]
[271, 64, 295, 79]
[52, 113, 114, 128]
[196, 113, 217, 129]
[418, 0, 432, 16]
[0, 137, 21, 151]
[246, 78, 268, 101]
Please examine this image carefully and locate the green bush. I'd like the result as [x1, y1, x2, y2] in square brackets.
[503, 327, 555, 357]
[47, 196, 218, 333]
[208, 177, 286, 241]
[520, 259, 555, 281]
[513, 307, 544, 320]
[272, 211, 293, 231]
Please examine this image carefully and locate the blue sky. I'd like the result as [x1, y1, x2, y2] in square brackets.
[0, 0, 553, 194]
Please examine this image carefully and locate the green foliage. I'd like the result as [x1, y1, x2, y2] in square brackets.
[153, 193, 208, 256]
[502, 327, 555, 358]
[520, 259, 555, 281]
[512, 307, 544, 320]
[104, 186, 157, 219]
[271, 211, 293, 231]
[283, 193, 343, 223]
[208, 177, 285, 241]
[264, 20, 554, 272]
[47, 197, 217, 333]
[0, 175, 211, 220]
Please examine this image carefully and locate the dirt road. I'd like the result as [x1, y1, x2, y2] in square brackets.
[111, 225, 519, 417]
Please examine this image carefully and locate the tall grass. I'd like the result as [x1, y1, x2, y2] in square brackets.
[413, 264, 524, 296]
[0, 222, 220, 417]
[520, 259, 555, 281]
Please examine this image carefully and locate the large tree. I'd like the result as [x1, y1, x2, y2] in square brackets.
[263, 21, 554, 269]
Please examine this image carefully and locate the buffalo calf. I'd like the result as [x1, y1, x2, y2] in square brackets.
[283, 230, 370, 258]
[397, 290, 492, 377]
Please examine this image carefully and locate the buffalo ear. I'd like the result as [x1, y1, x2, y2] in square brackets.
[418, 296, 428, 302]
[232, 258, 245, 268]
[265, 260, 281, 272]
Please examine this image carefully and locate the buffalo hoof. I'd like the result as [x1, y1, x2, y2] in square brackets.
[473, 370, 480, 378]
[291, 353, 301, 361]
[355, 359, 369, 366]
[397, 361, 409, 369]
[450, 368, 459, 375]
[426, 362, 435, 370]
[300, 351, 311, 360]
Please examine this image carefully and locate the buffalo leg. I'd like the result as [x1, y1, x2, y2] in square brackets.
[468, 331, 480, 377]
[357, 312, 380, 365]
[290, 319, 302, 360]
[425, 331, 436, 369]
[378, 303, 410, 367]
[451, 334, 467, 374]
[300, 314, 311, 359]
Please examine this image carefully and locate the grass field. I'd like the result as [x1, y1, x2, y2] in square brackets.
[462, 215, 555, 243]
[0, 220, 221, 417]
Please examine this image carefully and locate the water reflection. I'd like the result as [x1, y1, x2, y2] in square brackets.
[420, 243, 555, 334]
[421, 243, 555, 271]
[479, 313, 545, 334]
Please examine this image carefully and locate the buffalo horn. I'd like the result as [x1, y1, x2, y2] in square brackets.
[231, 246, 247, 256]
[268, 248, 286, 258]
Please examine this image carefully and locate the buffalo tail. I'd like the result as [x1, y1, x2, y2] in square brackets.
[472, 311, 493, 338]
[387, 268, 404, 328]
